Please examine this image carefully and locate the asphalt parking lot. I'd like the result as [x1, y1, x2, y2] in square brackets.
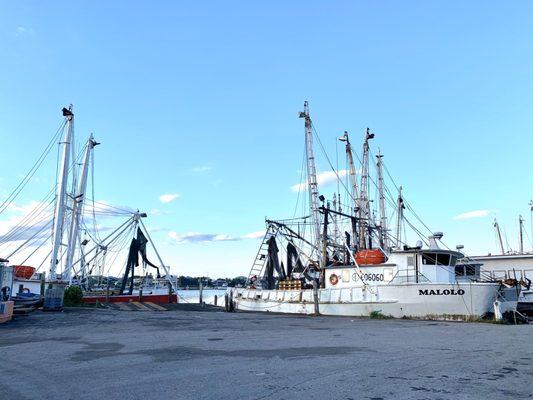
[1, 308, 532, 400]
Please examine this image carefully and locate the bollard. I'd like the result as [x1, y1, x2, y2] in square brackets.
[168, 281, 172, 304]
[214, 295, 218, 306]
[199, 280, 204, 306]
[312, 280, 320, 316]
[139, 287, 143, 302]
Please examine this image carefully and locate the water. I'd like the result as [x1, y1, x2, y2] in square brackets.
[176, 289, 227, 306]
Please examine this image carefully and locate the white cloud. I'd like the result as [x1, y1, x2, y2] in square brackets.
[291, 170, 348, 192]
[243, 230, 266, 239]
[168, 231, 238, 244]
[192, 166, 212, 173]
[166, 229, 271, 244]
[14, 26, 33, 36]
[453, 209, 492, 221]
[159, 193, 181, 204]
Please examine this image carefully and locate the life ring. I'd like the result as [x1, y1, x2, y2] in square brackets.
[329, 273, 339, 286]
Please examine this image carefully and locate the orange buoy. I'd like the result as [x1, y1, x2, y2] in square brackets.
[13, 265, 35, 280]
[355, 249, 386, 265]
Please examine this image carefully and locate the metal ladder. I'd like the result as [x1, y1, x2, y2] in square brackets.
[245, 224, 280, 285]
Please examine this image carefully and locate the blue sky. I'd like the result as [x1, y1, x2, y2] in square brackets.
[1, 1, 533, 277]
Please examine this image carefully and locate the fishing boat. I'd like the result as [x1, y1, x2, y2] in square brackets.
[226, 102, 522, 321]
[0, 106, 180, 307]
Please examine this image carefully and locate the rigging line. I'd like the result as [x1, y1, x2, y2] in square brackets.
[403, 217, 430, 246]
[4, 219, 54, 259]
[19, 233, 53, 265]
[0, 120, 67, 216]
[0, 205, 54, 247]
[381, 158, 435, 236]
[90, 201, 135, 215]
[311, 125, 358, 205]
[70, 216, 136, 270]
[292, 140, 307, 220]
[0, 187, 56, 245]
[100, 223, 134, 278]
[0, 140, 89, 245]
[78, 222, 100, 247]
[35, 248, 53, 272]
[90, 148, 101, 242]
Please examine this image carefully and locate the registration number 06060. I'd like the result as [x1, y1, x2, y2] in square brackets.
[352, 273, 384, 282]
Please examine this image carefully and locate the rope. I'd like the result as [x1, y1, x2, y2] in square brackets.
[0, 120, 66, 215]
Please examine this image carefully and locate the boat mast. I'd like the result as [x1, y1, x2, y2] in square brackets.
[519, 215, 524, 254]
[50, 106, 74, 281]
[493, 219, 505, 255]
[395, 186, 404, 248]
[64, 134, 99, 283]
[299, 102, 322, 265]
[339, 131, 360, 248]
[359, 128, 374, 249]
[376, 152, 388, 250]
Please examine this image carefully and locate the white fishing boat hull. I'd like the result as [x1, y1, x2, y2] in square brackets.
[229, 282, 518, 320]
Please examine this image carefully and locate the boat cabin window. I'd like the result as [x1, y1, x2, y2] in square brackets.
[455, 264, 478, 276]
[437, 254, 450, 266]
[422, 253, 454, 266]
[421, 253, 437, 265]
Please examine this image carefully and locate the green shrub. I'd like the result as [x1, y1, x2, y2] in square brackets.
[369, 310, 393, 319]
[63, 285, 83, 306]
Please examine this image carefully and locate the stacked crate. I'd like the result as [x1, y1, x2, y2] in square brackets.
[278, 279, 302, 291]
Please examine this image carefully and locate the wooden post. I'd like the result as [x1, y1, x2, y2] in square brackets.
[214, 295, 218, 306]
[168, 281, 172, 304]
[105, 279, 110, 306]
[139, 287, 143, 302]
[199, 279, 204, 307]
[312, 279, 320, 316]
[40, 273, 45, 296]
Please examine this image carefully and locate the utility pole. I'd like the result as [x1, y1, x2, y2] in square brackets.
[50, 106, 74, 281]
[376, 152, 388, 250]
[299, 101, 322, 267]
[64, 135, 100, 283]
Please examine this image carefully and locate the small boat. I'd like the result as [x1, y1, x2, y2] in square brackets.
[11, 291, 43, 308]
